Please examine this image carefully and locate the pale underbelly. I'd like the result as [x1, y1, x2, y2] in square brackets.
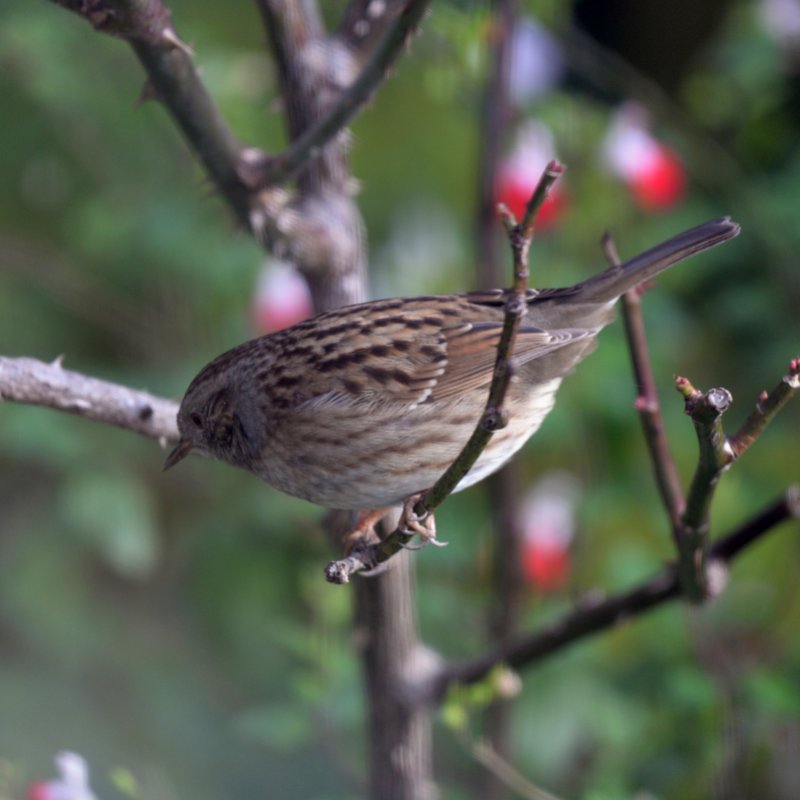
[260, 377, 563, 509]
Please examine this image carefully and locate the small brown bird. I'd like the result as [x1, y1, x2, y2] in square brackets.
[165, 218, 739, 513]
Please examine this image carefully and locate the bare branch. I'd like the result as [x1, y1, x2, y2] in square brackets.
[255, 0, 332, 189]
[420, 161, 565, 508]
[249, 0, 433, 188]
[253, 0, 369, 313]
[421, 486, 800, 704]
[0, 356, 178, 443]
[728, 357, 800, 458]
[603, 233, 685, 533]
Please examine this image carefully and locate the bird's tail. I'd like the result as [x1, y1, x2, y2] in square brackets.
[572, 217, 740, 305]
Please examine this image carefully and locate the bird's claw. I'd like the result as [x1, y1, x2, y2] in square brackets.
[399, 494, 447, 548]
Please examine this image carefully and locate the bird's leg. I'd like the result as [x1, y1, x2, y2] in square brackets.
[399, 493, 446, 547]
[341, 507, 391, 554]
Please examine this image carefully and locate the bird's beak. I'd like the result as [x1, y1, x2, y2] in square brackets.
[163, 438, 193, 471]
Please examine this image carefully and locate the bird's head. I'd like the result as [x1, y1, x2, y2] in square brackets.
[164, 367, 266, 473]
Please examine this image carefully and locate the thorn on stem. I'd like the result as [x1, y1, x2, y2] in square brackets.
[161, 27, 194, 57]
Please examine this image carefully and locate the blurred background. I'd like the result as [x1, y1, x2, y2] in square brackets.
[1, 1, 799, 798]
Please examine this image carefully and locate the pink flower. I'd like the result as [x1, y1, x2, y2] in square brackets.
[603, 103, 686, 212]
[27, 752, 98, 800]
[519, 472, 579, 593]
[251, 260, 313, 334]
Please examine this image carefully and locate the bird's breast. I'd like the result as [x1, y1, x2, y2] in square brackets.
[251, 377, 563, 509]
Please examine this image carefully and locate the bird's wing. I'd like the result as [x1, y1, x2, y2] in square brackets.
[432, 322, 592, 401]
[285, 299, 591, 410]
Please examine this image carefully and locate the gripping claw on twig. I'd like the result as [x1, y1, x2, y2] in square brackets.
[399, 494, 446, 546]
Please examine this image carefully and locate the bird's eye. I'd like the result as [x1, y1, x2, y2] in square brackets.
[190, 411, 203, 428]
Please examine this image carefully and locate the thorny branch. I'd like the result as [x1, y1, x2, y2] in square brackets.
[324, 162, 565, 584]
[49, 0, 430, 253]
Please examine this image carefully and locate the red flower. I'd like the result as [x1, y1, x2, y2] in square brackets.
[603, 102, 686, 213]
[519, 472, 579, 594]
[522, 536, 571, 592]
[629, 146, 686, 212]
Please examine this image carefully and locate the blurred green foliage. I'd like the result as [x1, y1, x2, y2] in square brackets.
[0, 1, 798, 798]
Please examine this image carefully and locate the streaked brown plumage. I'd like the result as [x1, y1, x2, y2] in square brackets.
[165, 218, 739, 509]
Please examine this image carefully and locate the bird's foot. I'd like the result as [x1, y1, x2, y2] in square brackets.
[341, 507, 390, 554]
[399, 494, 446, 548]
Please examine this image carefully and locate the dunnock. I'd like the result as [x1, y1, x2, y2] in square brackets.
[165, 218, 739, 514]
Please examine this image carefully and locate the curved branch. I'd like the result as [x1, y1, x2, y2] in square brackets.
[420, 486, 800, 705]
[0, 356, 178, 443]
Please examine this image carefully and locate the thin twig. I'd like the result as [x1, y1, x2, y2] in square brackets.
[728, 357, 800, 458]
[420, 485, 799, 703]
[602, 233, 685, 533]
[457, 730, 566, 800]
[420, 160, 566, 510]
[324, 162, 565, 584]
[0, 356, 178, 443]
[249, 0, 432, 187]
